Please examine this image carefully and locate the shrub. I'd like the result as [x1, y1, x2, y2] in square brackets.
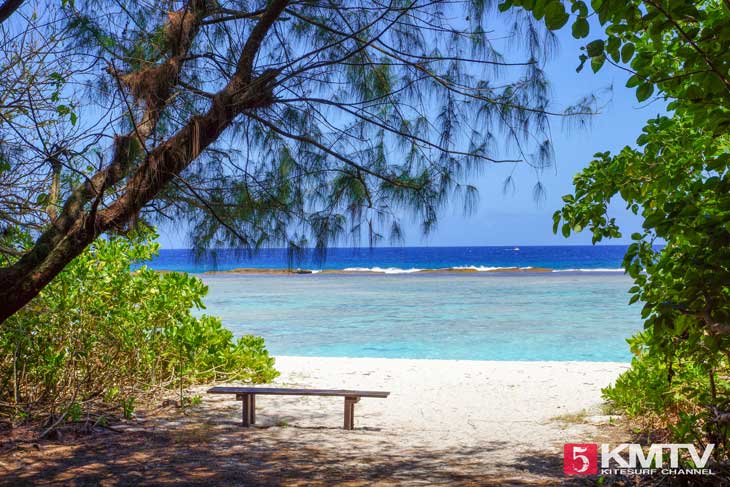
[0, 228, 278, 425]
[604, 330, 730, 461]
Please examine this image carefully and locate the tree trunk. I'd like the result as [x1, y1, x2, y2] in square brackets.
[0, 0, 289, 324]
[0, 216, 97, 322]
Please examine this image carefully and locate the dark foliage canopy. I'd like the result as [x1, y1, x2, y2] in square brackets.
[0, 0, 590, 322]
[510, 0, 730, 459]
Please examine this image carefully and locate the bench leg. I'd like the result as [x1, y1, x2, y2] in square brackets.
[242, 394, 250, 427]
[237, 394, 256, 427]
[344, 396, 360, 430]
[250, 394, 256, 425]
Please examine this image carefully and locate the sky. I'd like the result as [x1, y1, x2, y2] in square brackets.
[158, 17, 663, 249]
[418, 28, 662, 247]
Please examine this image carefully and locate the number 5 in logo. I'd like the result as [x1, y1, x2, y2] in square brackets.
[564, 444, 598, 475]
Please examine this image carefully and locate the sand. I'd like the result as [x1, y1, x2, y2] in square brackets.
[1, 357, 632, 486]
[229, 356, 629, 451]
[194, 356, 630, 484]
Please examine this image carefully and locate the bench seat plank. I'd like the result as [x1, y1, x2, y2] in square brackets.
[208, 386, 389, 430]
[207, 386, 389, 398]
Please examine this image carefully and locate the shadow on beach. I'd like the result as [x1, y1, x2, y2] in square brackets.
[1, 421, 597, 487]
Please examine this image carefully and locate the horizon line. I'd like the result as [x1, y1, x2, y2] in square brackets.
[156, 243, 649, 251]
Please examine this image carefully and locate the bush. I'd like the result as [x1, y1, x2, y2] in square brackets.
[604, 330, 730, 462]
[0, 228, 278, 425]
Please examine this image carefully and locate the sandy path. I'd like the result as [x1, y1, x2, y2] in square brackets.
[1, 357, 631, 486]
[241, 357, 628, 453]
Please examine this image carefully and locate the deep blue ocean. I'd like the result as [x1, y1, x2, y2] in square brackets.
[144, 245, 629, 273]
[144, 246, 642, 362]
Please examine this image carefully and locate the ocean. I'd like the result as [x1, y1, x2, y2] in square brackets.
[144, 246, 642, 362]
[143, 245, 629, 273]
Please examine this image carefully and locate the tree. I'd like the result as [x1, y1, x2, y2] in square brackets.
[0, 0, 591, 323]
[0, 1, 23, 25]
[508, 0, 730, 457]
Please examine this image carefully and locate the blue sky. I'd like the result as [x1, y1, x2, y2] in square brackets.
[398, 27, 661, 247]
[158, 22, 660, 249]
[417, 30, 660, 247]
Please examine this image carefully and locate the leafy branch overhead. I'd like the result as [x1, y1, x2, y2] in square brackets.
[509, 0, 730, 460]
[506, 0, 730, 119]
[513, 0, 730, 336]
[0, 0, 593, 322]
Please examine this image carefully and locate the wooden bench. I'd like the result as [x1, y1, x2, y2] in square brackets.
[207, 387, 390, 430]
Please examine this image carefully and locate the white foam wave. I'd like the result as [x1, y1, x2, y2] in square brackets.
[341, 265, 539, 273]
[342, 266, 424, 274]
[451, 265, 534, 271]
[336, 266, 625, 274]
[552, 268, 624, 273]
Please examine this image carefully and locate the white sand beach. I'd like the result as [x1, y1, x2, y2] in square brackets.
[193, 356, 631, 484]
[5, 357, 632, 486]
[263, 356, 628, 443]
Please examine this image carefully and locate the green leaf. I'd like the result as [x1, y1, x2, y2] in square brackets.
[591, 55, 605, 73]
[533, 0, 546, 19]
[685, 84, 702, 100]
[620, 43, 635, 63]
[497, 1, 513, 12]
[586, 39, 605, 57]
[572, 18, 589, 38]
[561, 223, 571, 238]
[636, 83, 654, 102]
[552, 211, 561, 233]
[571, 1, 588, 17]
[544, 1, 569, 30]
[626, 74, 642, 88]
[606, 37, 620, 62]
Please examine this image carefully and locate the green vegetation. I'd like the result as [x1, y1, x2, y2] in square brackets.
[604, 331, 730, 443]
[0, 1, 583, 320]
[508, 0, 730, 465]
[0, 0, 581, 440]
[0, 227, 277, 427]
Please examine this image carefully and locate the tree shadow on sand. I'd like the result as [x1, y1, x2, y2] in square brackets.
[0, 419, 603, 487]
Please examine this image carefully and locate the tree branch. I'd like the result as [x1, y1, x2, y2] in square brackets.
[0, 0, 23, 25]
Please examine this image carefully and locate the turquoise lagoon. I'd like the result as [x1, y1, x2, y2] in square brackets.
[198, 272, 640, 362]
